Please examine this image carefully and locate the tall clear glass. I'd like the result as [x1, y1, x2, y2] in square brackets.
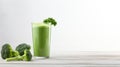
[32, 23, 50, 58]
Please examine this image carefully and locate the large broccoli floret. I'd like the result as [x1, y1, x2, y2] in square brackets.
[6, 49, 32, 61]
[1, 43, 19, 59]
[16, 43, 31, 56]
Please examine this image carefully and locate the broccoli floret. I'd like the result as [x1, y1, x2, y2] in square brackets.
[6, 49, 32, 61]
[16, 43, 31, 56]
[12, 51, 19, 57]
[1, 43, 19, 59]
[43, 17, 57, 26]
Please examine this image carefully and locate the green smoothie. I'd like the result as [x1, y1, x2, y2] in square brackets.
[32, 23, 50, 58]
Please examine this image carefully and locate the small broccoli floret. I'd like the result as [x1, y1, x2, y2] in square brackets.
[1, 43, 19, 59]
[12, 51, 19, 57]
[6, 49, 32, 61]
[43, 17, 57, 26]
[22, 49, 32, 61]
[16, 43, 31, 56]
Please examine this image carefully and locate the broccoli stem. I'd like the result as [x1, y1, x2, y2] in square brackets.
[6, 49, 32, 61]
[6, 56, 23, 61]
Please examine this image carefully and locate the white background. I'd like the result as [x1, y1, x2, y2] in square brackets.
[0, 0, 120, 53]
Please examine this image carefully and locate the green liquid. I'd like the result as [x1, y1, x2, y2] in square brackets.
[32, 23, 50, 58]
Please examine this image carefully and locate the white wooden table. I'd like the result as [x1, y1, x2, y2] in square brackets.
[1, 51, 120, 67]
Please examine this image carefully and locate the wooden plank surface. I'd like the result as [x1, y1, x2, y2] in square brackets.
[1, 51, 120, 67]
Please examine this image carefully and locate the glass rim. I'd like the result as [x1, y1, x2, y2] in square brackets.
[31, 22, 50, 27]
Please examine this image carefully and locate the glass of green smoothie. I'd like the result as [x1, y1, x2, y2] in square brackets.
[32, 18, 57, 58]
